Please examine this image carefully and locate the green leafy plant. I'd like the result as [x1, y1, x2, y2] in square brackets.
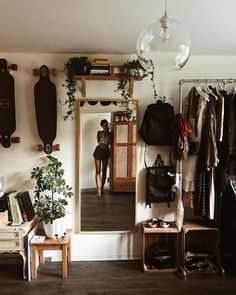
[115, 59, 157, 100]
[62, 56, 92, 120]
[31, 155, 73, 224]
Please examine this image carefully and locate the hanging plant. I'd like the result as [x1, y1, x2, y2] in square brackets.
[115, 59, 157, 100]
[61, 56, 92, 120]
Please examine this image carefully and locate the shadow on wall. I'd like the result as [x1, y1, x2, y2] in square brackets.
[7, 170, 35, 193]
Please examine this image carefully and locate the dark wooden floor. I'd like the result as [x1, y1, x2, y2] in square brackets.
[0, 260, 236, 295]
[81, 188, 135, 231]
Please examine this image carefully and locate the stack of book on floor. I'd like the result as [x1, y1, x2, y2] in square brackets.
[6, 191, 35, 225]
[90, 58, 110, 76]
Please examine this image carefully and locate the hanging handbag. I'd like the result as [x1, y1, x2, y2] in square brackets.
[145, 154, 175, 208]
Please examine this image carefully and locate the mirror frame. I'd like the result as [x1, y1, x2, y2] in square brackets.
[75, 98, 138, 233]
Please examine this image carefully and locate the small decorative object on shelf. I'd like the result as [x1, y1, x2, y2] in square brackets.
[55, 232, 66, 242]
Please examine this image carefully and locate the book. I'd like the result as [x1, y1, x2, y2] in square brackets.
[31, 235, 45, 243]
[90, 69, 110, 75]
[16, 196, 28, 222]
[90, 65, 110, 75]
[8, 192, 19, 224]
[6, 195, 13, 222]
[17, 191, 35, 221]
[110, 66, 121, 76]
[13, 195, 23, 224]
[94, 58, 109, 65]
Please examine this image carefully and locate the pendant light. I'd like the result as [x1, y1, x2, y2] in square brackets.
[136, 0, 191, 70]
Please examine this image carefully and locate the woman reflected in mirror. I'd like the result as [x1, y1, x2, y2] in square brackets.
[93, 119, 112, 197]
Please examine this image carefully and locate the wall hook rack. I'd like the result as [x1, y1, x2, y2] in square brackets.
[37, 143, 60, 152]
[0, 136, 20, 145]
[33, 68, 57, 76]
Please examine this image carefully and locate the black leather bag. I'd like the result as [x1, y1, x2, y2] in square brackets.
[146, 154, 175, 207]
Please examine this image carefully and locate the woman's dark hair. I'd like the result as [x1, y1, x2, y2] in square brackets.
[100, 119, 108, 127]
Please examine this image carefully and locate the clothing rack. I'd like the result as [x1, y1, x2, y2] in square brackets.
[177, 78, 236, 204]
[179, 78, 236, 113]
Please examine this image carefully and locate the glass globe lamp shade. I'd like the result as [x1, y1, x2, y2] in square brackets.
[137, 16, 191, 70]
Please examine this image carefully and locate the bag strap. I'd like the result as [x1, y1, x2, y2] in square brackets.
[144, 145, 174, 169]
[144, 144, 148, 169]
[169, 145, 174, 169]
[153, 154, 165, 167]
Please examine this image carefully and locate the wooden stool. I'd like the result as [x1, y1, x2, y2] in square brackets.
[31, 229, 72, 279]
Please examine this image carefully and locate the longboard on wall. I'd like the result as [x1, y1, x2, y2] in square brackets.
[34, 65, 57, 154]
[0, 58, 17, 148]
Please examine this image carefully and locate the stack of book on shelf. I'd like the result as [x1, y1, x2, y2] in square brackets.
[6, 191, 35, 225]
[90, 58, 110, 76]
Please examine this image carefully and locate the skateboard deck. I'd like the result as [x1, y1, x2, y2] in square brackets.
[34, 65, 57, 154]
[0, 58, 16, 148]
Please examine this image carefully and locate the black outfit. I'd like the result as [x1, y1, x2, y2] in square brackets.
[93, 145, 110, 161]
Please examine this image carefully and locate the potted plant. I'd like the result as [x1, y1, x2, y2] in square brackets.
[115, 59, 157, 100]
[31, 155, 73, 238]
[62, 56, 92, 120]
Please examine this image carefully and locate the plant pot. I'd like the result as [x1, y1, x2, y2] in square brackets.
[74, 63, 91, 75]
[43, 218, 64, 239]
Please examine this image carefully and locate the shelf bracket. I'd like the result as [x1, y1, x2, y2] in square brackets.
[81, 77, 86, 97]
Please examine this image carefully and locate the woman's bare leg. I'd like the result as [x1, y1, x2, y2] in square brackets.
[94, 159, 102, 196]
[101, 159, 109, 195]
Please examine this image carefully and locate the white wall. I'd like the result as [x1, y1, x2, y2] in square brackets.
[1, 52, 236, 261]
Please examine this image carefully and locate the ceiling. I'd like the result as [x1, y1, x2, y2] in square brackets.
[0, 0, 236, 56]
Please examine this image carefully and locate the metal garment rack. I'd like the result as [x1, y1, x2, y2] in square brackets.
[177, 78, 236, 175]
[177, 79, 234, 279]
[179, 78, 236, 112]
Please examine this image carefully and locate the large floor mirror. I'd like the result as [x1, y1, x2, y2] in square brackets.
[77, 99, 137, 232]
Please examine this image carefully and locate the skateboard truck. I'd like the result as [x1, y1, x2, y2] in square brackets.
[8, 64, 18, 71]
[37, 143, 60, 152]
[33, 68, 57, 76]
[0, 136, 20, 146]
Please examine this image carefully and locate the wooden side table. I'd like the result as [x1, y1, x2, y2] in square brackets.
[31, 228, 72, 279]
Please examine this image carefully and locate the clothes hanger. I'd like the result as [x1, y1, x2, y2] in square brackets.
[232, 81, 236, 94]
[204, 83, 218, 100]
[230, 178, 236, 195]
[195, 83, 209, 101]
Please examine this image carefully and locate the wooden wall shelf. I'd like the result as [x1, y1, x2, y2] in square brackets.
[74, 75, 143, 97]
